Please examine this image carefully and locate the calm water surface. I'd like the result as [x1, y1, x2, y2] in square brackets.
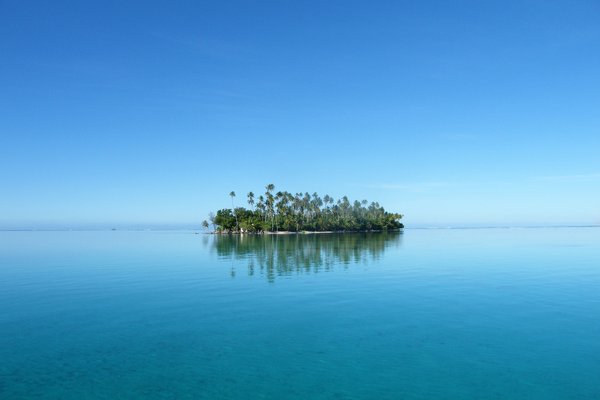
[1, 229, 599, 399]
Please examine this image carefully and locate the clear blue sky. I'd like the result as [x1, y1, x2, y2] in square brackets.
[1, 0, 599, 228]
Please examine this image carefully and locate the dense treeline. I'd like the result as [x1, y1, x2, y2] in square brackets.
[202, 184, 403, 233]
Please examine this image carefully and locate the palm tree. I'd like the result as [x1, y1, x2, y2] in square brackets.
[293, 193, 302, 231]
[208, 212, 216, 231]
[208, 184, 403, 233]
[247, 192, 255, 210]
[230, 191, 238, 231]
[274, 191, 292, 231]
[257, 195, 265, 222]
[266, 192, 274, 230]
[265, 184, 275, 230]
[303, 192, 311, 227]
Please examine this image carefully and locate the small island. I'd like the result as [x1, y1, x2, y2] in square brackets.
[202, 184, 403, 234]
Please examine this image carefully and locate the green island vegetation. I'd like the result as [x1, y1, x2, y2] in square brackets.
[202, 184, 403, 233]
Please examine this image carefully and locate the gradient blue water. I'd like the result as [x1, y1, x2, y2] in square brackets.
[1, 229, 599, 399]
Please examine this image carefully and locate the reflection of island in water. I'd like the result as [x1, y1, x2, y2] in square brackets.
[210, 232, 402, 281]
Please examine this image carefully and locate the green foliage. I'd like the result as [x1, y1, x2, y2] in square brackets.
[208, 184, 403, 233]
[214, 209, 236, 232]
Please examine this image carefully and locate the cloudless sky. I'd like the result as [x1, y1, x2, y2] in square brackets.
[1, 0, 599, 228]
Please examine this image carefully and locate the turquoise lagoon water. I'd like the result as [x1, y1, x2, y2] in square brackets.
[1, 228, 599, 399]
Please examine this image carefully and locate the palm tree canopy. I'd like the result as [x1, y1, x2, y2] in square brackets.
[208, 184, 403, 233]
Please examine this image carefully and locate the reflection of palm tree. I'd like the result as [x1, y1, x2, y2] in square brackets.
[212, 232, 402, 282]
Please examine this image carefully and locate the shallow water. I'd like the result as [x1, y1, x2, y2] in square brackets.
[1, 228, 599, 399]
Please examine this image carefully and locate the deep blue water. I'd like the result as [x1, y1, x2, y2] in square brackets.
[1, 228, 599, 399]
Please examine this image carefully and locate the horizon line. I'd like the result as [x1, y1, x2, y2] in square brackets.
[1, 224, 599, 232]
